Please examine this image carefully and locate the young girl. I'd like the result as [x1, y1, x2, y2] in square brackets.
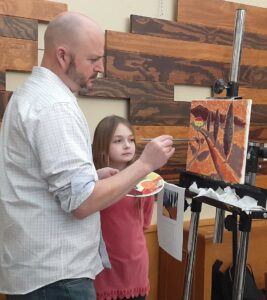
[93, 115, 155, 300]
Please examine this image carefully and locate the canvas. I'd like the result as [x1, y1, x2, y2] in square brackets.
[186, 99, 252, 184]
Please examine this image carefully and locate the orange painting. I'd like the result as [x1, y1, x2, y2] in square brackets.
[186, 99, 252, 184]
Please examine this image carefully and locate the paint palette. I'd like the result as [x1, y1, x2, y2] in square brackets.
[127, 172, 164, 197]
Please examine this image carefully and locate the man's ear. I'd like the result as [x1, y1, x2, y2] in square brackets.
[56, 46, 71, 71]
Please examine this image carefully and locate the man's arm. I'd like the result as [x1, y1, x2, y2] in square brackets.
[72, 135, 174, 219]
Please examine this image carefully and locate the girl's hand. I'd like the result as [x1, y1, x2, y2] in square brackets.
[97, 167, 119, 179]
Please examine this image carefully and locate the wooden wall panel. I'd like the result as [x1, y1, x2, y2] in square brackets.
[0, 91, 12, 122]
[0, 0, 67, 22]
[130, 98, 190, 126]
[0, 36, 37, 71]
[249, 126, 267, 141]
[107, 50, 228, 86]
[106, 31, 267, 67]
[107, 31, 232, 62]
[145, 225, 159, 300]
[0, 15, 37, 40]
[133, 125, 189, 142]
[107, 30, 267, 68]
[0, 70, 5, 91]
[131, 14, 267, 51]
[177, 0, 267, 35]
[79, 78, 174, 100]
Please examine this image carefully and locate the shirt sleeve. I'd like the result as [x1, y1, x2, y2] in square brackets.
[143, 196, 155, 230]
[30, 102, 97, 213]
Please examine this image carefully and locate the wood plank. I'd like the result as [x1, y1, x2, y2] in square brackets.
[249, 125, 267, 141]
[133, 125, 189, 142]
[255, 175, 267, 189]
[79, 78, 174, 100]
[0, 91, 12, 121]
[0, 15, 38, 40]
[0, 0, 67, 22]
[131, 15, 267, 51]
[0, 36, 37, 71]
[0, 70, 5, 91]
[107, 50, 228, 86]
[145, 225, 159, 300]
[177, 0, 267, 35]
[130, 98, 190, 126]
[107, 50, 267, 89]
[250, 104, 267, 125]
[214, 87, 267, 104]
[157, 165, 182, 183]
[106, 31, 267, 68]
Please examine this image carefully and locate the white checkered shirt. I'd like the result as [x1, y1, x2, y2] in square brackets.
[0, 67, 107, 294]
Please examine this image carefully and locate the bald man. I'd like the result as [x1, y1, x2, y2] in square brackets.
[0, 12, 174, 300]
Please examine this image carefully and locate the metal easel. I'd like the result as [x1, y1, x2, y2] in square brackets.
[180, 171, 267, 300]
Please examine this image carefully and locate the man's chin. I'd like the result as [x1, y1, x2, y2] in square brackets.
[86, 79, 96, 90]
[79, 82, 94, 94]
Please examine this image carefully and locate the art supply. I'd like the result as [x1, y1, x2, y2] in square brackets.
[141, 138, 194, 142]
[127, 172, 164, 197]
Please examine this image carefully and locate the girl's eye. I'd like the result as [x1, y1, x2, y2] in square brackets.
[130, 138, 135, 143]
[113, 139, 121, 143]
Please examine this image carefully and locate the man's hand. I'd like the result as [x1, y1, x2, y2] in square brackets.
[97, 167, 119, 179]
[139, 135, 175, 172]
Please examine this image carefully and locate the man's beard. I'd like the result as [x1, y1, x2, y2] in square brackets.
[66, 56, 95, 93]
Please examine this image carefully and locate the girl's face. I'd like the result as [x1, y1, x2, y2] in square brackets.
[109, 123, 135, 170]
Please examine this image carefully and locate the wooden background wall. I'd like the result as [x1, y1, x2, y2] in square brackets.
[79, 0, 267, 188]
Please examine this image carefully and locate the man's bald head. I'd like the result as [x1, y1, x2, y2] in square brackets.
[44, 12, 102, 53]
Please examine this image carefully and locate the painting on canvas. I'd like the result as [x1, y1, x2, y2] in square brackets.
[186, 99, 252, 184]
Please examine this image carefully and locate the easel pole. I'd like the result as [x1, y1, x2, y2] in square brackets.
[226, 9, 249, 300]
[232, 214, 252, 300]
[182, 199, 202, 300]
[227, 9, 246, 98]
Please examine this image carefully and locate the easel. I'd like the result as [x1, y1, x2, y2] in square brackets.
[180, 8, 267, 300]
[180, 172, 267, 300]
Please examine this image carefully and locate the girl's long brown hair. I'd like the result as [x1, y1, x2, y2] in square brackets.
[92, 115, 135, 169]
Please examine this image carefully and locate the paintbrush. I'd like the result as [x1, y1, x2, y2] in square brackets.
[141, 138, 194, 142]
